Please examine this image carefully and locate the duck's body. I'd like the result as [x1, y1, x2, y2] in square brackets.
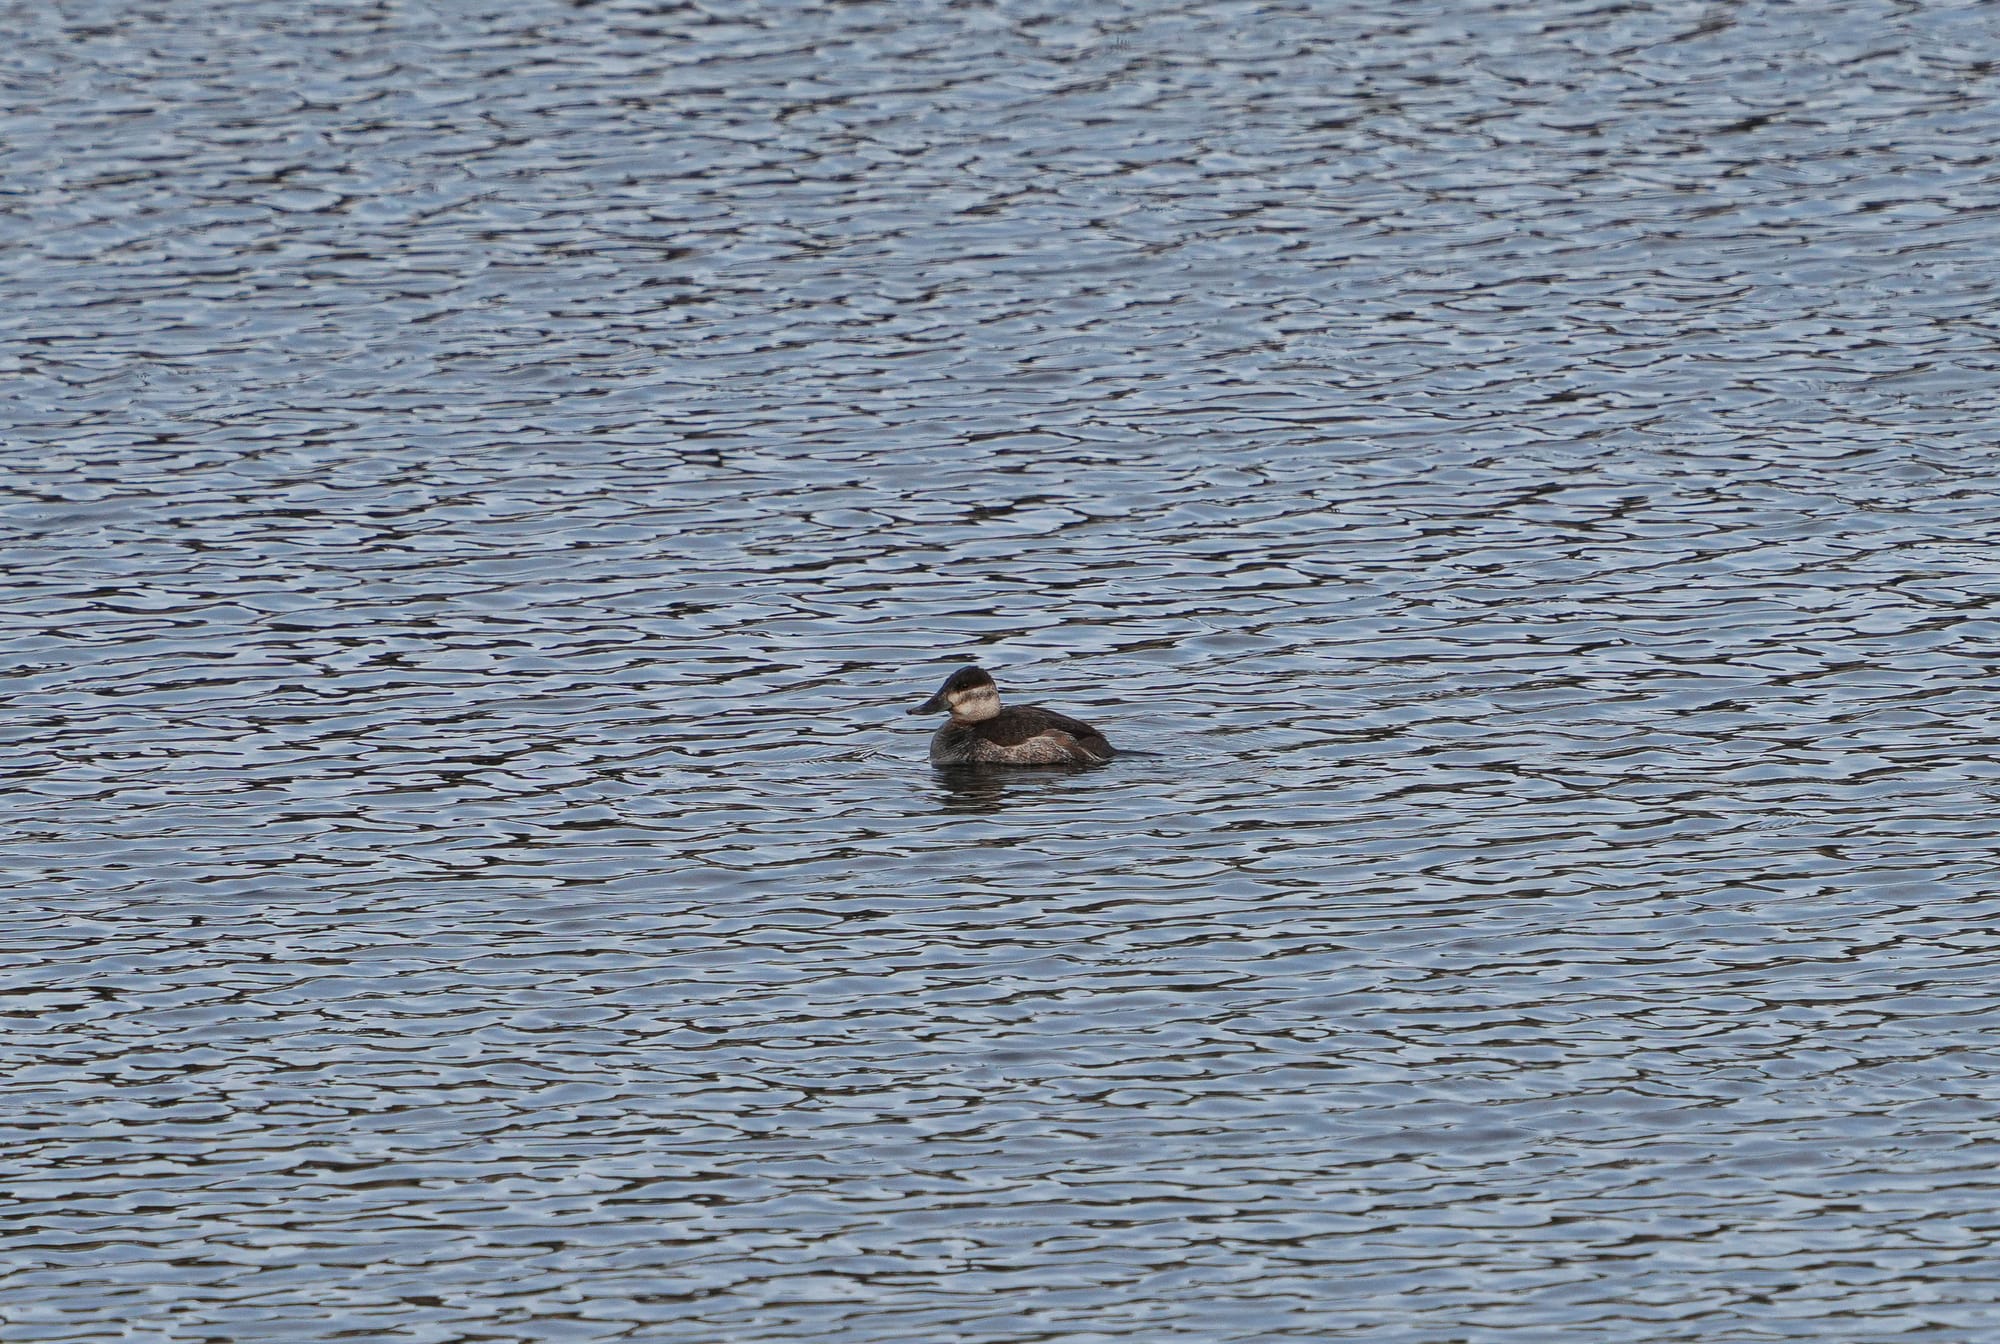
[909, 666, 1114, 766]
[927, 705, 1115, 765]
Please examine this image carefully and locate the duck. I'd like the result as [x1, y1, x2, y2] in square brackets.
[907, 665, 1115, 766]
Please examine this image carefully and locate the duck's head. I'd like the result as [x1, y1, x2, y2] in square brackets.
[909, 665, 1001, 722]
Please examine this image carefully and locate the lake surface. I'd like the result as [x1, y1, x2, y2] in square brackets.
[7, 0, 2000, 1339]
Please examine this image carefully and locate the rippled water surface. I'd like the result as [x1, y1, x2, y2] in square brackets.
[9, 0, 2000, 1339]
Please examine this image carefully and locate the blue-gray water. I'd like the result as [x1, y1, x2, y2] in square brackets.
[8, 0, 2000, 1339]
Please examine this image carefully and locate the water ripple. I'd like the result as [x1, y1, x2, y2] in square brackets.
[8, 0, 2000, 1339]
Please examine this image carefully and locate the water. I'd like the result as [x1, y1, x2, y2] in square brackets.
[7, 0, 2000, 1339]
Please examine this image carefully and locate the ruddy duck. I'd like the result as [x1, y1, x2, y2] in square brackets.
[908, 666, 1115, 766]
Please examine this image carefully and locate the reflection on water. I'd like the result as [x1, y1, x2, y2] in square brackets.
[8, 0, 2000, 1338]
[929, 763, 1116, 815]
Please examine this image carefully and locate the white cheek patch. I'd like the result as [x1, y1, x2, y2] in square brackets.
[953, 685, 1002, 721]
